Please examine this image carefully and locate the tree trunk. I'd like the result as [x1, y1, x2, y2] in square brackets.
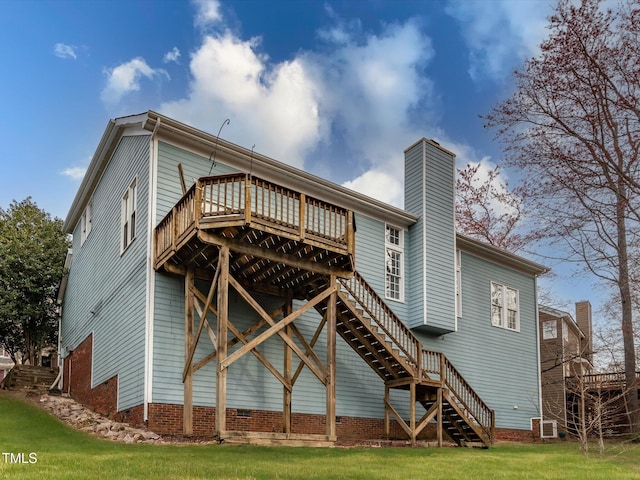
[616, 193, 639, 433]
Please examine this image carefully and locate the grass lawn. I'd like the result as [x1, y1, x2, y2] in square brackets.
[1, 393, 639, 479]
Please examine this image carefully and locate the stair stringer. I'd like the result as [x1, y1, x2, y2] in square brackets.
[306, 271, 494, 447]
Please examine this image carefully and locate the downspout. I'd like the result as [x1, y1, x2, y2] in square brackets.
[55, 248, 72, 391]
[143, 117, 161, 422]
[51, 314, 63, 390]
[534, 275, 543, 437]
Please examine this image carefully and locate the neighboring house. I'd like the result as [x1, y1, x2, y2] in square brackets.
[539, 301, 640, 437]
[539, 302, 593, 436]
[59, 111, 547, 446]
[0, 348, 14, 383]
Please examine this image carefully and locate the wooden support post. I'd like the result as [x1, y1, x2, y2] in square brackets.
[326, 276, 337, 440]
[184, 268, 194, 435]
[283, 297, 293, 436]
[216, 247, 229, 439]
[384, 385, 390, 439]
[178, 163, 187, 194]
[244, 175, 252, 224]
[299, 193, 306, 241]
[437, 387, 443, 447]
[410, 382, 417, 446]
[195, 178, 202, 228]
[171, 206, 178, 253]
[347, 210, 355, 257]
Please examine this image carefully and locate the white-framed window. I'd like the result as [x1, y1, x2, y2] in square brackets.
[455, 249, 462, 317]
[562, 321, 569, 342]
[80, 199, 92, 245]
[542, 320, 557, 339]
[490, 282, 519, 332]
[385, 224, 404, 302]
[121, 178, 137, 252]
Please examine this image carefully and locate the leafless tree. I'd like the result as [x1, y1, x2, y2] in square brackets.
[485, 0, 640, 432]
[455, 163, 537, 253]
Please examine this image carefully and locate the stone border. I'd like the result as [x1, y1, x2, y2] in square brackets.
[35, 392, 163, 444]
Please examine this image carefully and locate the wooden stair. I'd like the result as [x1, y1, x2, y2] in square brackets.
[1, 365, 58, 391]
[306, 271, 494, 447]
[419, 390, 490, 447]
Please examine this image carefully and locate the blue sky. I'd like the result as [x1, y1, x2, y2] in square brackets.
[0, 0, 600, 314]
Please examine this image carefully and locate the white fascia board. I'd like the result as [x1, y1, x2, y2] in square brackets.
[64, 113, 150, 234]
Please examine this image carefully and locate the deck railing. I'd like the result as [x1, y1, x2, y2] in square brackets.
[338, 271, 421, 373]
[337, 270, 494, 441]
[441, 355, 495, 440]
[567, 371, 640, 390]
[154, 173, 354, 266]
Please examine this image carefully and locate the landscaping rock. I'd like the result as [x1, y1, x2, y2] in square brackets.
[36, 393, 163, 444]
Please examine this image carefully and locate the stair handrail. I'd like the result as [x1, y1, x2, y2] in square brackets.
[338, 270, 494, 442]
[338, 271, 421, 375]
[441, 354, 495, 441]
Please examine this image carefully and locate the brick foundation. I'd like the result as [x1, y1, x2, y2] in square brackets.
[146, 403, 545, 443]
[61, 335, 536, 443]
[494, 426, 539, 442]
[147, 403, 412, 439]
[62, 334, 126, 420]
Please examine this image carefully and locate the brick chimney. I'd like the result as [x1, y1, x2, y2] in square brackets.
[575, 301, 593, 364]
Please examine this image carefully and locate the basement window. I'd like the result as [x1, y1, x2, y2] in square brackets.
[236, 409, 252, 418]
[541, 420, 558, 438]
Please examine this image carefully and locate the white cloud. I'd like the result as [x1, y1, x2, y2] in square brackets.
[160, 8, 438, 206]
[54, 43, 77, 60]
[445, 0, 551, 83]
[163, 47, 181, 63]
[101, 57, 169, 105]
[62, 166, 87, 181]
[193, 0, 222, 28]
[161, 32, 321, 168]
[342, 170, 403, 207]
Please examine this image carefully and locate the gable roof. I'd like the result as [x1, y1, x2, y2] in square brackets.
[64, 113, 148, 233]
[64, 111, 418, 233]
[456, 233, 548, 276]
[64, 110, 548, 277]
[539, 305, 585, 338]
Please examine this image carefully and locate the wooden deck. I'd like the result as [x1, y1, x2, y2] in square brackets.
[152, 173, 493, 447]
[154, 173, 355, 297]
[566, 371, 640, 391]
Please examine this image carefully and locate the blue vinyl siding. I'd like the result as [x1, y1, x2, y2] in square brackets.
[150, 138, 536, 428]
[61, 134, 150, 410]
[404, 142, 425, 327]
[151, 142, 398, 418]
[152, 280, 392, 418]
[417, 250, 540, 430]
[156, 142, 236, 223]
[404, 140, 456, 333]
